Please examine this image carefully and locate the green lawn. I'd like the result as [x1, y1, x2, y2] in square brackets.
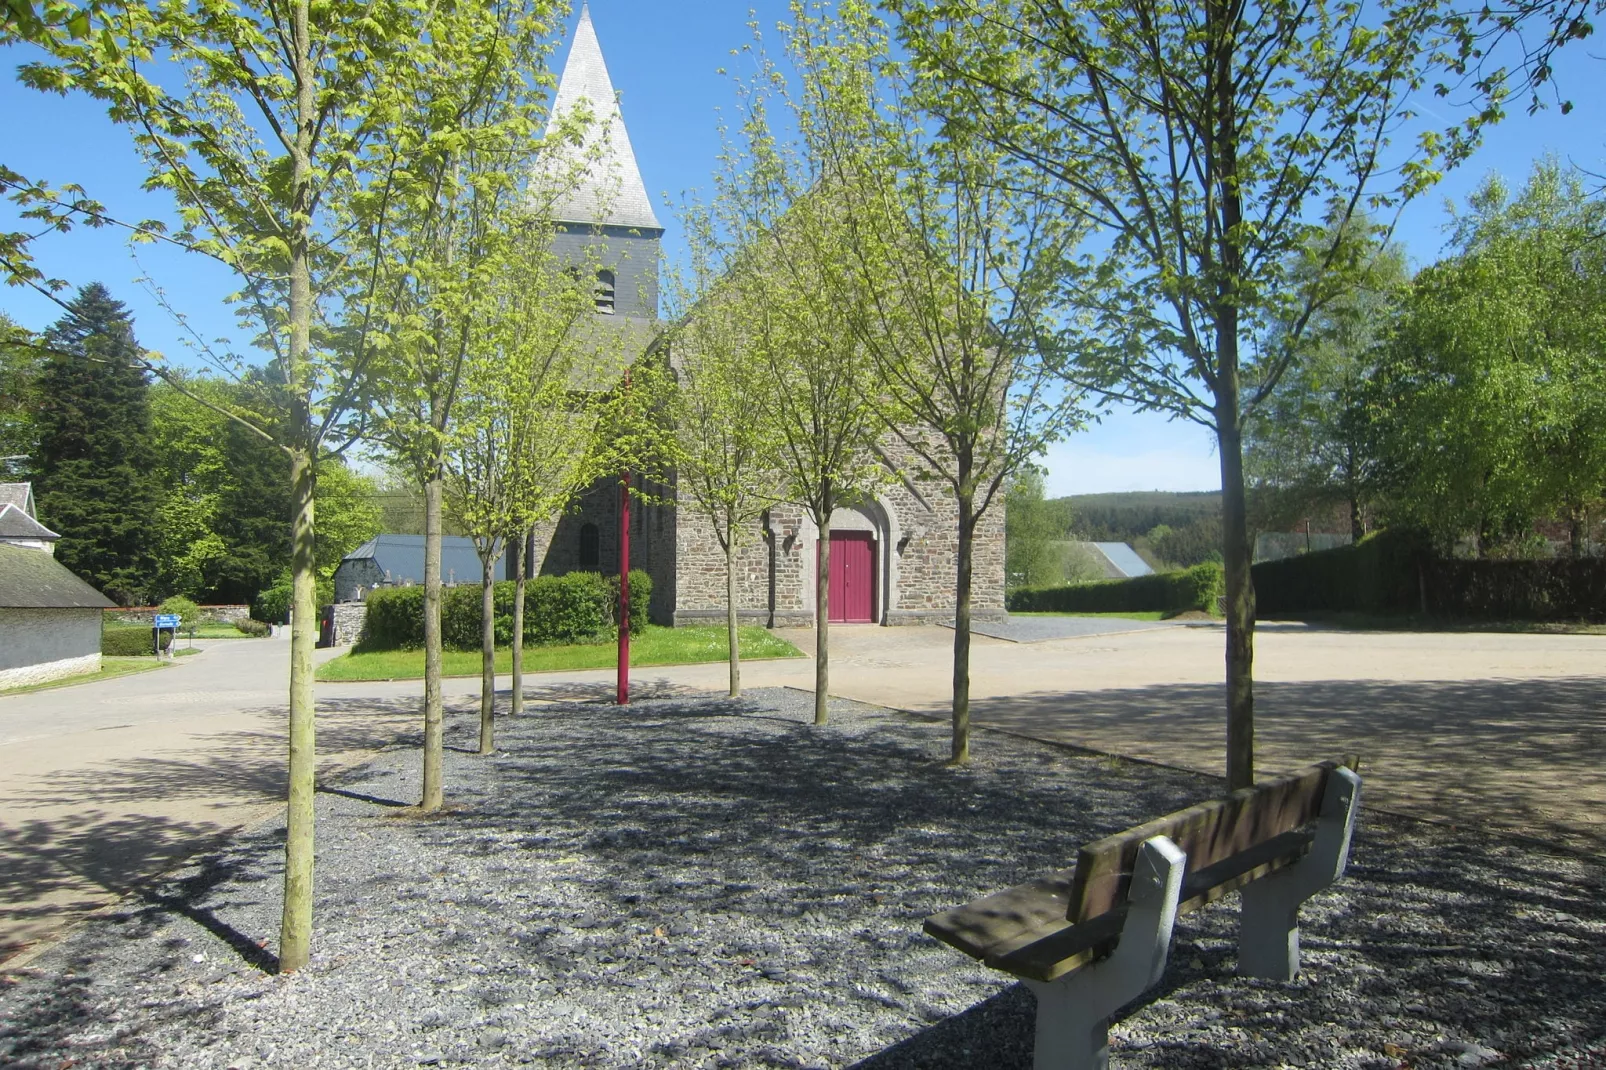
[1011, 610, 1170, 622]
[0, 655, 173, 697]
[316, 625, 805, 682]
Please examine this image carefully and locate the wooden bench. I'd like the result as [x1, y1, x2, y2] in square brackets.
[923, 761, 1361, 1070]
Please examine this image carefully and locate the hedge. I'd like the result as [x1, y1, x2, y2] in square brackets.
[357, 570, 652, 652]
[1425, 558, 1606, 620]
[1251, 529, 1425, 616]
[1007, 562, 1223, 615]
[103, 625, 173, 656]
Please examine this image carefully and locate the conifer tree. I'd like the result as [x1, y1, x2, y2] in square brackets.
[32, 282, 159, 603]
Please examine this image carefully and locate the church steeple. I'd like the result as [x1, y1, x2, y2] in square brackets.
[546, 4, 662, 232]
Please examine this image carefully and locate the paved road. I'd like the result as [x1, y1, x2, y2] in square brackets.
[5, 622, 1606, 965]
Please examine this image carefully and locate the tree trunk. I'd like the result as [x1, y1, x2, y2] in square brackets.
[725, 531, 741, 698]
[951, 491, 975, 765]
[277, 0, 317, 974]
[421, 474, 445, 811]
[1212, 0, 1254, 792]
[279, 441, 317, 973]
[1349, 496, 1364, 542]
[479, 548, 495, 755]
[1568, 506, 1585, 559]
[511, 528, 527, 718]
[814, 509, 831, 727]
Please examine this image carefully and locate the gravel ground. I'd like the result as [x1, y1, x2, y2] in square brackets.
[2, 687, 1603, 1069]
[957, 616, 1173, 642]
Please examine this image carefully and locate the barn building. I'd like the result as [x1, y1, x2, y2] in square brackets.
[0, 483, 115, 689]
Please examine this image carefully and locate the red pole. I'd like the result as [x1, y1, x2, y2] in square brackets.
[617, 468, 631, 705]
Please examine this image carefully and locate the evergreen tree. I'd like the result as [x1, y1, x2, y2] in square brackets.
[32, 283, 161, 603]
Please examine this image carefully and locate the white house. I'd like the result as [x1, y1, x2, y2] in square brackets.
[0, 483, 116, 689]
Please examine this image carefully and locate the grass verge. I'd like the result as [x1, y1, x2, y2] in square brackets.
[316, 625, 805, 682]
[0, 655, 172, 697]
[1274, 612, 1606, 634]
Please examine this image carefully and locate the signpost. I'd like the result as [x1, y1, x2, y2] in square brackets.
[154, 613, 181, 658]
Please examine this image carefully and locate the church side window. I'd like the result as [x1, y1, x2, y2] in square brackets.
[579, 523, 600, 568]
[595, 269, 616, 315]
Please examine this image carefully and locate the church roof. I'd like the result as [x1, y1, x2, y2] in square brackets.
[544, 5, 662, 232]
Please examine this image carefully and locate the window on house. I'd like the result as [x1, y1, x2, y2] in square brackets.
[579, 523, 600, 569]
[595, 269, 616, 315]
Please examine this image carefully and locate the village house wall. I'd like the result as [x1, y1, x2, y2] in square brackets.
[0, 607, 102, 688]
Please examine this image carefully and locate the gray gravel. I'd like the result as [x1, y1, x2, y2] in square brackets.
[957, 615, 1173, 642]
[2, 687, 1603, 1069]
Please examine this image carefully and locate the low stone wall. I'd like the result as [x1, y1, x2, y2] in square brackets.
[108, 605, 251, 626]
[0, 651, 99, 690]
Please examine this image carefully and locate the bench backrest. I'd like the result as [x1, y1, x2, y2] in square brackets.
[1067, 761, 1337, 924]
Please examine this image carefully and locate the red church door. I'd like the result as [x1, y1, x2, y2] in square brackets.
[825, 531, 876, 623]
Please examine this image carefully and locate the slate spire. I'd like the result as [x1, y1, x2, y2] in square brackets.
[546, 4, 662, 231]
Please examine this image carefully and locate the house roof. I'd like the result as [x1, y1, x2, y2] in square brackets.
[1085, 542, 1156, 579]
[0, 542, 116, 608]
[339, 535, 504, 587]
[543, 5, 662, 231]
[0, 502, 59, 541]
[0, 483, 34, 516]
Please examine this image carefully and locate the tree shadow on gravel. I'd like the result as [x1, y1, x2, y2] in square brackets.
[436, 689, 1606, 1068]
[970, 675, 1606, 853]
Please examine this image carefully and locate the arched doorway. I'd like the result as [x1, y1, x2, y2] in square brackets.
[818, 503, 889, 624]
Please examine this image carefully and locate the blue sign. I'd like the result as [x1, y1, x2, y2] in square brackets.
[154, 614, 182, 628]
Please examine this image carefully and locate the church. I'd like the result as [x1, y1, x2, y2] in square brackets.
[519, 5, 1005, 629]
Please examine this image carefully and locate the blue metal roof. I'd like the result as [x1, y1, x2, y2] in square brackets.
[342, 534, 506, 586]
[1091, 542, 1155, 578]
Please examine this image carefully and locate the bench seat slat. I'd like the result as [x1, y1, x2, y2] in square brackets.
[922, 867, 1077, 962]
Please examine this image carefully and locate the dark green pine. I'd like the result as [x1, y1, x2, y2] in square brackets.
[32, 283, 162, 604]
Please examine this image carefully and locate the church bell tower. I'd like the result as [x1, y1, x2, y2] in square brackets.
[545, 4, 662, 322]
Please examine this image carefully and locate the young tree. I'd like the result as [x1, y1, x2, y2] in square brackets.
[663, 207, 787, 699]
[31, 283, 161, 603]
[356, 0, 568, 806]
[704, 40, 889, 728]
[890, 0, 1507, 788]
[19, 0, 554, 970]
[784, 1, 1085, 762]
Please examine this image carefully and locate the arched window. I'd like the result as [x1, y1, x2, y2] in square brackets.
[578, 522, 600, 569]
[594, 269, 616, 315]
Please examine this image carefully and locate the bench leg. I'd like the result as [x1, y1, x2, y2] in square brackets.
[1024, 835, 1187, 1070]
[1238, 766, 1361, 980]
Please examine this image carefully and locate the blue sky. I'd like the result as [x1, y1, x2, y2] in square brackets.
[2, 3, 1601, 496]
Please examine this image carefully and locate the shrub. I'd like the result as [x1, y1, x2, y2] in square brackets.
[251, 573, 335, 624]
[357, 585, 426, 651]
[356, 570, 642, 652]
[1251, 529, 1425, 616]
[103, 625, 172, 656]
[158, 595, 200, 630]
[1007, 562, 1223, 615]
[606, 570, 653, 637]
[234, 618, 271, 637]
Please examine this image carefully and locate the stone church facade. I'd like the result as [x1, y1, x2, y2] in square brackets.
[521, 6, 1005, 628]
